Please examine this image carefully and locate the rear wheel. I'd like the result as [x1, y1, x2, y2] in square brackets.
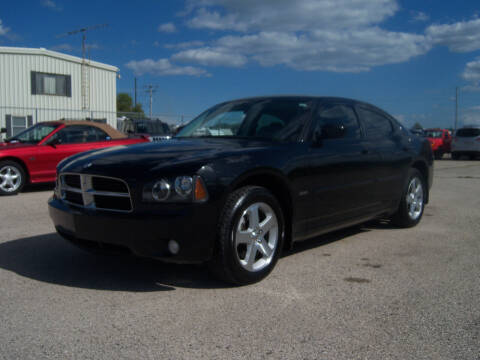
[209, 186, 285, 285]
[434, 151, 443, 160]
[451, 152, 460, 160]
[391, 168, 426, 228]
[0, 161, 26, 195]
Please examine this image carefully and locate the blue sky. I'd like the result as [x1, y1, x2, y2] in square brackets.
[1, 0, 480, 127]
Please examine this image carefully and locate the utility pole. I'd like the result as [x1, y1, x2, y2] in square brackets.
[144, 84, 158, 119]
[134, 78, 137, 107]
[454, 86, 459, 131]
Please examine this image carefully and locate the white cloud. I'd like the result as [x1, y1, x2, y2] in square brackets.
[462, 59, 480, 82]
[42, 0, 62, 11]
[426, 18, 480, 52]
[174, 28, 429, 72]
[460, 106, 480, 126]
[175, 0, 430, 72]
[164, 40, 205, 49]
[410, 11, 429, 22]
[173, 47, 247, 67]
[158, 22, 177, 33]
[125, 58, 209, 77]
[0, 19, 10, 36]
[186, 0, 399, 32]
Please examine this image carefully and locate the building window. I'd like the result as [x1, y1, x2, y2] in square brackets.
[12, 116, 28, 136]
[31, 71, 71, 97]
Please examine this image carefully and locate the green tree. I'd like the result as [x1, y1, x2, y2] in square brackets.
[412, 122, 423, 130]
[117, 93, 144, 114]
[117, 93, 133, 112]
[132, 103, 144, 114]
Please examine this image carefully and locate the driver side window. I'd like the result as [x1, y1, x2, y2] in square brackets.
[50, 125, 106, 144]
[312, 104, 361, 140]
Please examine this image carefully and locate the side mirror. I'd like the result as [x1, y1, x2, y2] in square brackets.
[47, 137, 61, 146]
[0, 128, 6, 134]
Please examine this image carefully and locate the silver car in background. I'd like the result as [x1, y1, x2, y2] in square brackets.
[452, 125, 480, 159]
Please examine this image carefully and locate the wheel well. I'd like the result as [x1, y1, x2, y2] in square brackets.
[233, 173, 294, 249]
[412, 160, 429, 203]
[0, 157, 30, 183]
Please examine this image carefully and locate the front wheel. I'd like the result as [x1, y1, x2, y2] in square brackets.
[451, 152, 460, 160]
[209, 186, 285, 285]
[0, 161, 26, 195]
[391, 169, 426, 228]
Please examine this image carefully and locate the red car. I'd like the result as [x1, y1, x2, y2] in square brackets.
[0, 121, 149, 195]
[424, 128, 452, 159]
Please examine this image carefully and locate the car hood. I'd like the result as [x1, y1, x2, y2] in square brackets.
[0, 141, 37, 151]
[59, 138, 273, 178]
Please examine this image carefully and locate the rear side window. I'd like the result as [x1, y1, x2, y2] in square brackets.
[53, 125, 109, 144]
[356, 106, 393, 138]
[456, 128, 480, 137]
[313, 104, 361, 139]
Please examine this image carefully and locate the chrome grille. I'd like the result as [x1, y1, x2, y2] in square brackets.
[58, 173, 132, 212]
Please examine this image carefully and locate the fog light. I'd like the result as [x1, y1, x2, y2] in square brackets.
[168, 240, 180, 255]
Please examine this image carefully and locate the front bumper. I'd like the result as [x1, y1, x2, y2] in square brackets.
[48, 196, 218, 263]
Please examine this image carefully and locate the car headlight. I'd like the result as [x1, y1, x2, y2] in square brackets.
[175, 176, 193, 198]
[143, 175, 208, 203]
[152, 179, 171, 201]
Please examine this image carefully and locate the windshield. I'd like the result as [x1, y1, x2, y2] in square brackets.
[6, 123, 59, 144]
[176, 98, 313, 142]
[425, 130, 443, 138]
[456, 128, 480, 137]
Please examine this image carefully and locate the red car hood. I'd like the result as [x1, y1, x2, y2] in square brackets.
[0, 142, 37, 151]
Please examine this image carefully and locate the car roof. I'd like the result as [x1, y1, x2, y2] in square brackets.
[220, 95, 387, 111]
[42, 120, 127, 139]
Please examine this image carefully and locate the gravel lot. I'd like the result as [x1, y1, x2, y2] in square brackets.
[0, 160, 479, 360]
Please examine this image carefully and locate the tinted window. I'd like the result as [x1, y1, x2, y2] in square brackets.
[456, 128, 480, 137]
[53, 125, 108, 144]
[425, 130, 443, 138]
[177, 99, 313, 142]
[313, 104, 361, 139]
[356, 106, 393, 138]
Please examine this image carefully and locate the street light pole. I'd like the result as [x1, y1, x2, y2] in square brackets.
[455, 86, 458, 131]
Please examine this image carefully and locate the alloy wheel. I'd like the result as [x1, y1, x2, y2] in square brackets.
[0, 165, 22, 193]
[234, 202, 279, 272]
[406, 177, 424, 220]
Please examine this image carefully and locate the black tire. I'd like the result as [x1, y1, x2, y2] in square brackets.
[434, 151, 443, 160]
[208, 186, 285, 285]
[0, 160, 26, 196]
[391, 168, 426, 228]
[451, 152, 460, 160]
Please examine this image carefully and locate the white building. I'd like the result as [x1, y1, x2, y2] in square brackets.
[0, 47, 118, 139]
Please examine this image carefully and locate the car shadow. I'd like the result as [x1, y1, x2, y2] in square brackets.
[0, 233, 227, 291]
[0, 222, 389, 291]
[22, 183, 55, 193]
[282, 224, 371, 257]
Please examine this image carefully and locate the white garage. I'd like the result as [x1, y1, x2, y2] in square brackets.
[0, 47, 118, 139]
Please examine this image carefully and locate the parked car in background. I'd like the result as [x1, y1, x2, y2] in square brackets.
[451, 125, 480, 159]
[424, 128, 452, 159]
[410, 128, 425, 137]
[49, 96, 433, 285]
[120, 118, 172, 141]
[0, 120, 149, 195]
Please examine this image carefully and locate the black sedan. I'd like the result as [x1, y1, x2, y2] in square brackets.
[48, 96, 433, 285]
